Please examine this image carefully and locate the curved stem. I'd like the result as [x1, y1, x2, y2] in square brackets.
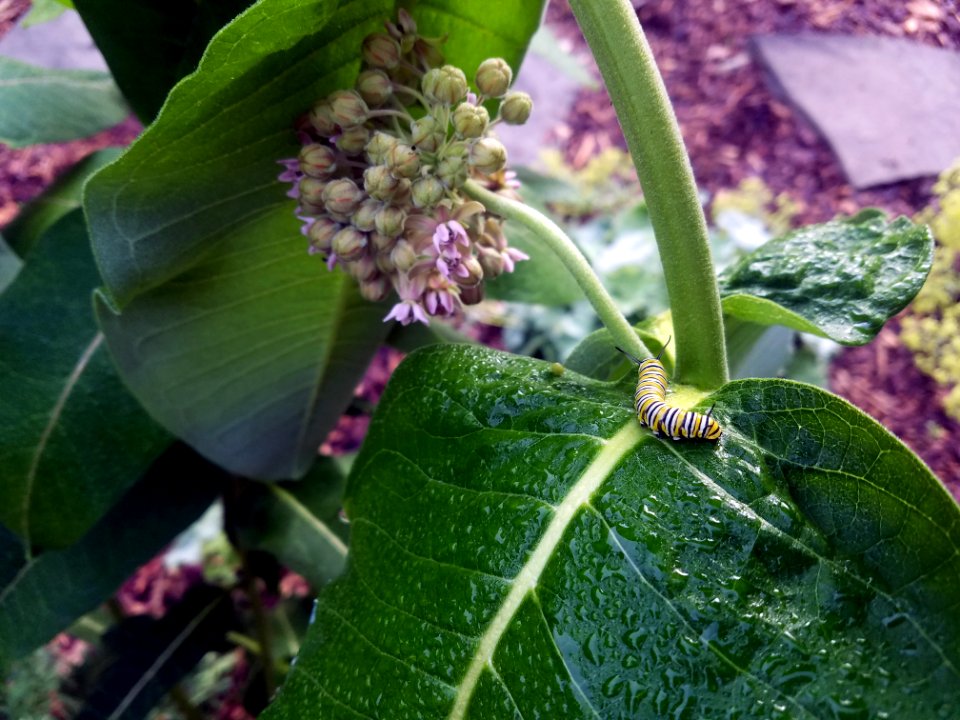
[463, 179, 645, 360]
[568, 0, 728, 388]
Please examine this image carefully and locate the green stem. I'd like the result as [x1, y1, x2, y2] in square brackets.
[568, 0, 728, 388]
[463, 179, 644, 359]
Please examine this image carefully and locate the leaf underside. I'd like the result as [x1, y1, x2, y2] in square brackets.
[264, 345, 960, 720]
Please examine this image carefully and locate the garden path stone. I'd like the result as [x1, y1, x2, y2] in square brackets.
[752, 34, 960, 189]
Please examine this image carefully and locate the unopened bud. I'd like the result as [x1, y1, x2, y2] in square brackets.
[478, 246, 505, 278]
[336, 125, 370, 155]
[351, 198, 382, 232]
[309, 100, 336, 136]
[387, 143, 420, 179]
[391, 178, 412, 206]
[437, 155, 467, 188]
[500, 91, 533, 125]
[459, 281, 485, 305]
[365, 131, 398, 165]
[375, 249, 396, 274]
[332, 226, 368, 262]
[422, 65, 467, 105]
[356, 69, 393, 107]
[307, 217, 340, 255]
[298, 143, 337, 179]
[452, 102, 489, 138]
[323, 177, 364, 215]
[363, 165, 400, 201]
[410, 116, 445, 152]
[374, 205, 407, 237]
[456, 254, 484, 287]
[360, 275, 390, 302]
[475, 58, 512, 97]
[413, 37, 445, 69]
[350, 253, 380, 282]
[469, 137, 507, 174]
[298, 177, 327, 206]
[479, 217, 507, 250]
[362, 33, 401, 69]
[328, 90, 368, 127]
[411, 176, 445, 208]
[371, 231, 398, 253]
[390, 239, 418, 272]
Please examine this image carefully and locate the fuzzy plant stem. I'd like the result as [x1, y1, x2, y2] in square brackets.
[569, 0, 728, 388]
[463, 179, 645, 359]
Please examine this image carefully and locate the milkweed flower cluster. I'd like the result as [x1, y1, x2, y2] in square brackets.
[278, 10, 533, 325]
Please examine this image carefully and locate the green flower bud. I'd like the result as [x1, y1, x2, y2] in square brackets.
[422, 65, 467, 105]
[299, 200, 327, 217]
[332, 226, 368, 262]
[322, 177, 364, 215]
[371, 231, 398, 254]
[309, 100, 337, 136]
[413, 37, 445, 69]
[298, 177, 327, 206]
[456, 255, 484, 287]
[307, 217, 340, 255]
[469, 137, 507, 174]
[409, 116, 445, 152]
[374, 205, 407, 237]
[500, 91, 533, 125]
[363, 165, 400, 201]
[452, 102, 489, 139]
[478, 245, 504, 278]
[475, 58, 513, 97]
[391, 178, 413, 207]
[298, 143, 337, 179]
[437, 155, 467, 188]
[375, 248, 396, 274]
[411, 176, 445, 208]
[387, 143, 420, 179]
[336, 125, 370, 155]
[359, 275, 390, 302]
[390, 239, 418, 272]
[444, 140, 469, 158]
[459, 281, 485, 306]
[362, 33, 401, 69]
[351, 198, 382, 232]
[365, 131, 399, 165]
[356, 69, 393, 107]
[328, 90, 368, 127]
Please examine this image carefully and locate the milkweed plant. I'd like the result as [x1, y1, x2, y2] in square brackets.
[1, 1, 958, 719]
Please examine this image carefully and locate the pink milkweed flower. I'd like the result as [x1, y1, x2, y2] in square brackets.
[502, 246, 530, 273]
[383, 272, 429, 325]
[422, 270, 460, 317]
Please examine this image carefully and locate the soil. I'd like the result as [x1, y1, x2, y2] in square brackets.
[1, 0, 957, 494]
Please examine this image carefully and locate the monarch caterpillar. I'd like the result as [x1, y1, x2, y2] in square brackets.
[616, 341, 722, 442]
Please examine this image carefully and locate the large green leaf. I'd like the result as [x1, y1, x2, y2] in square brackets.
[0, 210, 169, 549]
[0, 57, 126, 147]
[0, 235, 22, 294]
[73, 0, 255, 121]
[0, 444, 223, 664]
[263, 344, 960, 719]
[86, 0, 546, 479]
[719, 211, 932, 344]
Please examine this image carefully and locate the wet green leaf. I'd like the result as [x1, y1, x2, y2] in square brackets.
[263, 344, 960, 719]
[86, 0, 545, 479]
[0, 57, 126, 147]
[719, 212, 933, 344]
[0, 211, 168, 549]
[0, 444, 223, 664]
[235, 458, 349, 589]
[0, 235, 21, 294]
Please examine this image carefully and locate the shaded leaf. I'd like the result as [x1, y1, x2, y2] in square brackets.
[73, 0, 255, 121]
[487, 221, 584, 305]
[235, 458, 349, 589]
[719, 211, 933, 344]
[86, 0, 545, 479]
[3, 148, 122, 258]
[0, 57, 126, 147]
[0, 234, 22, 294]
[264, 345, 960, 719]
[0, 444, 224, 664]
[0, 210, 169, 549]
[72, 585, 235, 720]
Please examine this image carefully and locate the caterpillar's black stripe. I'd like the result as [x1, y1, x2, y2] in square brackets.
[617, 345, 722, 442]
